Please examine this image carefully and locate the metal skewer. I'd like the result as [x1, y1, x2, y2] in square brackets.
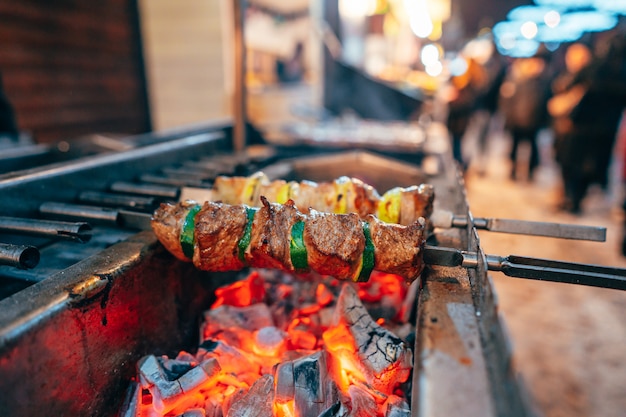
[424, 246, 626, 290]
[430, 210, 606, 242]
[0, 243, 40, 269]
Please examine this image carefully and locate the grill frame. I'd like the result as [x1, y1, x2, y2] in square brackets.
[0, 231, 238, 416]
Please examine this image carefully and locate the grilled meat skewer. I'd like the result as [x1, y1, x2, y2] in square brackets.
[185, 172, 435, 226]
[152, 197, 427, 283]
[202, 173, 604, 242]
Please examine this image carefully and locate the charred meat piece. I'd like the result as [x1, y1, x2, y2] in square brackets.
[248, 197, 303, 271]
[151, 200, 198, 262]
[151, 198, 426, 284]
[195, 202, 248, 271]
[304, 209, 365, 280]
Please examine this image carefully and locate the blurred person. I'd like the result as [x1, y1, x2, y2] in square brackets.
[548, 42, 593, 211]
[444, 57, 482, 172]
[499, 53, 552, 181]
[467, 37, 507, 176]
[550, 35, 626, 214]
[550, 42, 592, 104]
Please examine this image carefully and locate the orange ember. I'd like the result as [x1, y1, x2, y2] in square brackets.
[125, 270, 415, 416]
[211, 270, 266, 308]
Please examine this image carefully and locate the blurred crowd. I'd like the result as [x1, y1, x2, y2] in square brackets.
[444, 30, 626, 217]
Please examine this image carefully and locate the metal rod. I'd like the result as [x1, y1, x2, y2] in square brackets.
[110, 181, 179, 200]
[77, 191, 157, 211]
[496, 259, 626, 290]
[39, 202, 152, 230]
[432, 211, 606, 242]
[482, 218, 606, 241]
[139, 174, 210, 188]
[232, 0, 247, 152]
[161, 167, 215, 181]
[40, 202, 120, 225]
[182, 160, 235, 175]
[0, 243, 40, 269]
[0, 216, 92, 243]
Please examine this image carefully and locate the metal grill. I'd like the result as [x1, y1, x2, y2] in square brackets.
[0, 121, 530, 417]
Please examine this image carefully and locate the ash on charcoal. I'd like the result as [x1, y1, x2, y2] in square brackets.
[226, 374, 275, 417]
[317, 306, 335, 327]
[202, 303, 274, 334]
[274, 361, 294, 403]
[223, 388, 246, 416]
[275, 350, 345, 417]
[178, 358, 221, 393]
[198, 339, 260, 377]
[138, 355, 184, 412]
[383, 395, 410, 417]
[253, 326, 287, 356]
[327, 285, 413, 393]
[138, 355, 180, 390]
[200, 303, 277, 348]
[159, 357, 196, 380]
[139, 354, 222, 414]
[348, 385, 378, 417]
[294, 351, 327, 403]
[318, 401, 349, 417]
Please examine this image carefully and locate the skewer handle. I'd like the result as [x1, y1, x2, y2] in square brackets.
[423, 246, 626, 290]
[430, 211, 606, 242]
[492, 255, 626, 290]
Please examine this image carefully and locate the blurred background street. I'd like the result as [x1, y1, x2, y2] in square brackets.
[464, 125, 626, 417]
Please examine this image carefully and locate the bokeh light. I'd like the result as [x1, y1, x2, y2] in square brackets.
[520, 21, 538, 39]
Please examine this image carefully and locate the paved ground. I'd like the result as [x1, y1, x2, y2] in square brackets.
[463, 126, 626, 417]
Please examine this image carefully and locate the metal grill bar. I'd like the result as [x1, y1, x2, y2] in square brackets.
[0, 243, 39, 269]
[0, 216, 92, 243]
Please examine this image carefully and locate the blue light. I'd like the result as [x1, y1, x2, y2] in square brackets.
[535, 25, 583, 43]
[493, 20, 523, 38]
[533, 0, 593, 7]
[559, 10, 618, 32]
[592, 0, 626, 15]
[508, 5, 563, 22]
[496, 38, 540, 58]
[493, 1, 621, 56]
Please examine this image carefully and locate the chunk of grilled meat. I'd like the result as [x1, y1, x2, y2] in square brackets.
[151, 197, 426, 284]
[206, 172, 435, 226]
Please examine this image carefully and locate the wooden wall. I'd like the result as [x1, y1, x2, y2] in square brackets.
[138, 0, 229, 131]
[0, 0, 151, 143]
